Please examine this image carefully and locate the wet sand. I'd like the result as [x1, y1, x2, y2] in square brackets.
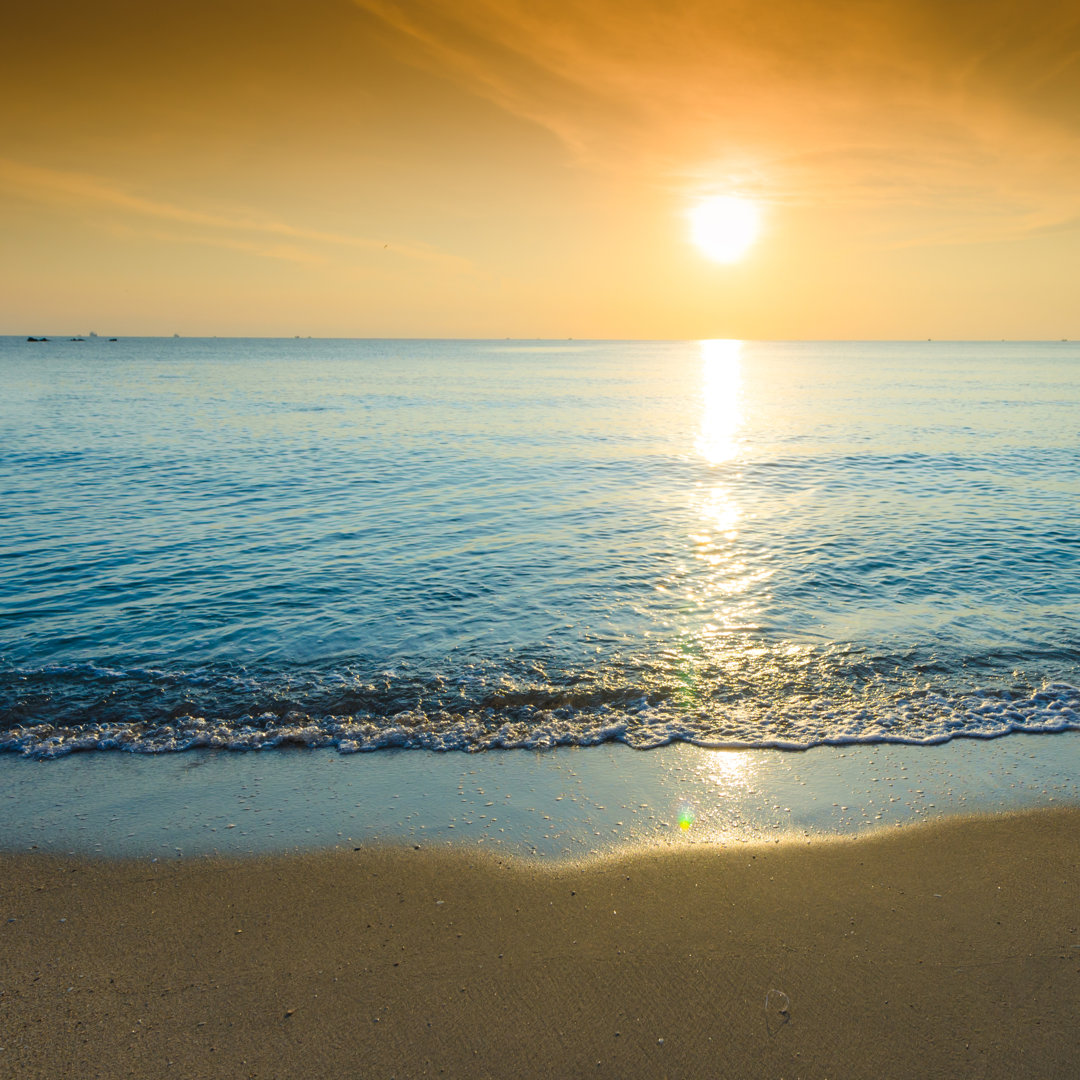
[2, 808, 1079, 1079]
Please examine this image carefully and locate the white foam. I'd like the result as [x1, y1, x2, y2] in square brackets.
[3, 682, 1078, 759]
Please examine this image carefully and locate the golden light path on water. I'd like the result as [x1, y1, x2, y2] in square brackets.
[672, 340, 764, 833]
[696, 338, 743, 466]
[689, 338, 770, 637]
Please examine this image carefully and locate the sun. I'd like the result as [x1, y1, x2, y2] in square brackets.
[689, 196, 760, 263]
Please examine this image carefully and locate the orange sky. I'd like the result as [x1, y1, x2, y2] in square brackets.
[4, 0, 1080, 338]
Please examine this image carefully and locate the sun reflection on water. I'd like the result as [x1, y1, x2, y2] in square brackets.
[697, 338, 743, 465]
[670, 749, 762, 844]
[664, 339, 773, 719]
[687, 339, 766, 624]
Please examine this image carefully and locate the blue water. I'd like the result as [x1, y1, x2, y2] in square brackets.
[2, 337, 1079, 757]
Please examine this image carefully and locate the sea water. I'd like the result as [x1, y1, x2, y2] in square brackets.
[2, 337, 1079, 760]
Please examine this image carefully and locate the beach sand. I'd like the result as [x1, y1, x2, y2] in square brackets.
[2, 808, 1078, 1079]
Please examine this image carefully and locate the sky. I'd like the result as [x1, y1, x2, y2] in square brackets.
[4, 0, 1080, 339]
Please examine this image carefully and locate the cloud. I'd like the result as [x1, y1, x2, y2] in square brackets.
[98, 221, 330, 266]
[356, 0, 1080, 243]
[0, 157, 472, 269]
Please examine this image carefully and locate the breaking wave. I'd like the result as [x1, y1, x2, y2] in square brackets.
[3, 657, 1077, 758]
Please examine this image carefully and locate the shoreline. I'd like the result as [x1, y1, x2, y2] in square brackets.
[3, 806, 1079, 1078]
[2, 732, 1078, 859]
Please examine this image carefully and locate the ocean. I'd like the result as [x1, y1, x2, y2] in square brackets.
[2, 336, 1079, 763]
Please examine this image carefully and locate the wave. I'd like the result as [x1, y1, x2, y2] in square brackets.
[2, 659, 1077, 758]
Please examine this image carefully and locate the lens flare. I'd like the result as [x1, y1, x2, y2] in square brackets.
[678, 805, 696, 832]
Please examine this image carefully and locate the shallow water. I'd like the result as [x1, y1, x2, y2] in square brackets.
[3, 337, 1079, 756]
[3, 735, 1077, 858]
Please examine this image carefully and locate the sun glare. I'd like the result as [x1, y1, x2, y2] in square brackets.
[689, 196, 760, 263]
[697, 338, 743, 465]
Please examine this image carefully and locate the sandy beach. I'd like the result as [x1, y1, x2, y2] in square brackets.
[2, 807, 1078, 1079]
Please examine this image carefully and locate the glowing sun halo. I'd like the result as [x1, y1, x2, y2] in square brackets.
[689, 196, 760, 263]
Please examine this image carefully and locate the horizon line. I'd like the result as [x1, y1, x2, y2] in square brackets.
[4, 334, 1076, 344]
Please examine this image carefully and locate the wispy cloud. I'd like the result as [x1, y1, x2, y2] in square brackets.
[98, 220, 331, 265]
[0, 157, 472, 269]
[356, 0, 1080, 245]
